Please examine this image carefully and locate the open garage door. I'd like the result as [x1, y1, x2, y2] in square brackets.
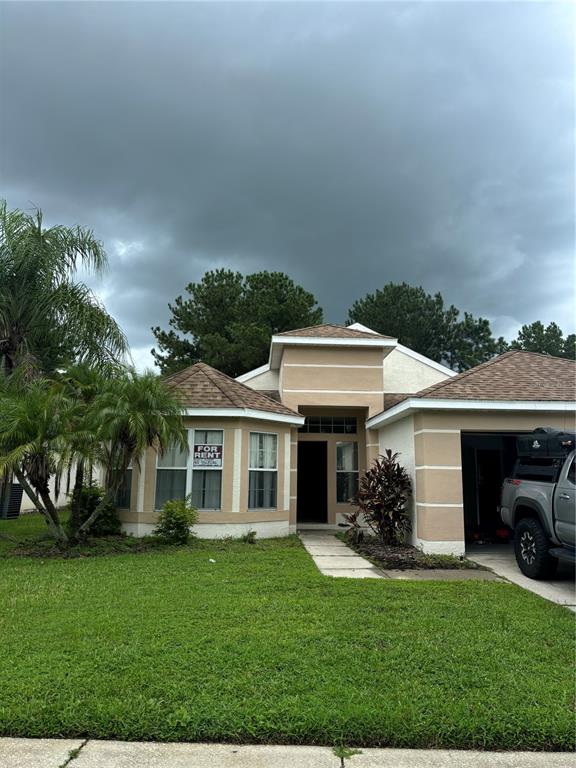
[461, 432, 527, 543]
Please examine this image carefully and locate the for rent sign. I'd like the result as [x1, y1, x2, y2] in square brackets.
[193, 444, 223, 468]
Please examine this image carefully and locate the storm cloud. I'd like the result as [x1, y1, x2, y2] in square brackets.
[1, 1, 573, 368]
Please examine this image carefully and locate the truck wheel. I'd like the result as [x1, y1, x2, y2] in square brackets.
[514, 518, 558, 579]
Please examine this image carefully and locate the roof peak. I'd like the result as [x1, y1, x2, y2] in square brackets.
[164, 362, 301, 418]
[275, 322, 395, 340]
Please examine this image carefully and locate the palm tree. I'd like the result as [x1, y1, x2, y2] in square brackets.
[0, 376, 83, 542]
[0, 367, 186, 543]
[55, 362, 122, 532]
[75, 369, 187, 537]
[0, 200, 128, 376]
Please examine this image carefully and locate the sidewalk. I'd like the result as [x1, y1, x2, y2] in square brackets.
[2, 738, 574, 768]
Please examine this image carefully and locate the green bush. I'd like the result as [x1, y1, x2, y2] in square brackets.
[153, 496, 198, 544]
[68, 485, 121, 537]
[353, 449, 412, 545]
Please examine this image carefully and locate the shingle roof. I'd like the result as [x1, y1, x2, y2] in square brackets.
[413, 351, 576, 402]
[383, 393, 412, 411]
[164, 363, 301, 417]
[275, 323, 394, 340]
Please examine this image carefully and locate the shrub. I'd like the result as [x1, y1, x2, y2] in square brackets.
[240, 529, 257, 544]
[342, 509, 364, 544]
[68, 485, 121, 537]
[353, 449, 412, 545]
[153, 496, 198, 544]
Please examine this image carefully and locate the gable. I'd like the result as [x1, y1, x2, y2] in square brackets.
[383, 346, 454, 394]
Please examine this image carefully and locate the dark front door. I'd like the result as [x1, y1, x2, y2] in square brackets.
[297, 441, 328, 523]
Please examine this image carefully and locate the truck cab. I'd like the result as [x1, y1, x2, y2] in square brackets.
[500, 428, 575, 579]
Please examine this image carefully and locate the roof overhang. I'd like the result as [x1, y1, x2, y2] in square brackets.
[270, 335, 397, 368]
[236, 363, 270, 383]
[366, 398, 576, 430]
[183, 407, 304, 426]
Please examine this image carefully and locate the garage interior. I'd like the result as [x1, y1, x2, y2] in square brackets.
[461, 431, 526, 544]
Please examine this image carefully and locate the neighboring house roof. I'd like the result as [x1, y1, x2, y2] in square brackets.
[275, 323, 395, 340]
[164, 363, 303, 421]
[367, 351, 576, 429]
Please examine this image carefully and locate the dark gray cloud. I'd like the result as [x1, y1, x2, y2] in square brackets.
[1, 1, 573, 368]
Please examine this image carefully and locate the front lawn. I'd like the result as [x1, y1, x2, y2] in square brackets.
[0, 515, 573, 750]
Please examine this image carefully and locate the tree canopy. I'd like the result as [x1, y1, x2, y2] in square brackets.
[347, 283, 508, 371]
[509, 321, 575, 360]
[152, 269, 323, 376]
[0, 201, 128, 376]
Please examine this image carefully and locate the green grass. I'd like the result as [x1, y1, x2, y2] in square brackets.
[0, 514, 574, 750]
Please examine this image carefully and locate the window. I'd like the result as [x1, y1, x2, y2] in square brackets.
[513, 457, 562, 484]
[336, 442, 359, 503]
[248, 432, 277, 508]
[155, 440, 187, 510]
[191, 430, 223, 510]
[299, 416, 357, 434]
[115, 468, 132, 509]
[567, 459, 575, 486]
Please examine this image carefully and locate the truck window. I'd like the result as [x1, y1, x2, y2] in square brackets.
[567, 459, 575, 486]
[513, 458, 562, 483]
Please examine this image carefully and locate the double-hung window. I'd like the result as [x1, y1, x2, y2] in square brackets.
[336, 442, 359, 503]
[115, 464, 133, 509]
[155, 441, 187, 510]
[248, 432, 277, 509]
[191, 430, 223, 510]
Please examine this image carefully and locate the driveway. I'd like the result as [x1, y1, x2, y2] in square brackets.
[466, 543, 576, 611]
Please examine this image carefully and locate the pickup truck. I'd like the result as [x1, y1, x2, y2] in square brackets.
[500, 428, 575, 579]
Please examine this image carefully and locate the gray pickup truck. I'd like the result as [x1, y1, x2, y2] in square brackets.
[500, 428, 575, 579]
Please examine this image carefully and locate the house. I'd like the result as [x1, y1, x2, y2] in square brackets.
[118, 323, 576, 555]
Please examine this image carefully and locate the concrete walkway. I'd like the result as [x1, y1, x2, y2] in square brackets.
[467, 544, 576, 612]
[2, 738, 574, 768]
[300, 531, 499, 582]
[300, 530, 384, 578]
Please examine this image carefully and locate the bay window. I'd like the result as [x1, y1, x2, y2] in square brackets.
[248, 432, 277, 509]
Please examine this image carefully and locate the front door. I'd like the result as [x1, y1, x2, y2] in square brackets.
[297, 441, 328, 523]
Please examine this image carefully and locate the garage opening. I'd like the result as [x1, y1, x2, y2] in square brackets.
[461, 432, 527, 544]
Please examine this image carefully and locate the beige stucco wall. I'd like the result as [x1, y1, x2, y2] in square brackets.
[241, 367, 280, 391]
[280, 346, 385, 416]
[383, 347, 452, 393]
[405, 408, 576, 554]
[119, 416, 293, 537]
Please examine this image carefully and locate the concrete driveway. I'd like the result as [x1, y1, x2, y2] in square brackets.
[466, 543, 576, 611]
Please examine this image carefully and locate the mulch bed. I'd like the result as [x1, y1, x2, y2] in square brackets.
[345, 535, 483, 570]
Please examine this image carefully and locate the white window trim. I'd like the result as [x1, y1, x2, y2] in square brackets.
[335, 441, 359, 505]
[189, 428, 225, 511]
[248, 431, 279, 510]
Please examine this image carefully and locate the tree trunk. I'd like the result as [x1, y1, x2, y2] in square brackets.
[75, 485, 117, 539]
[69, 459, 85, 534]
[36, 480, 69, 544]
[13, 468, 68, 543]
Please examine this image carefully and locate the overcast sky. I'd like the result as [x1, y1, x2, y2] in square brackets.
[1, 1, 574, 369]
